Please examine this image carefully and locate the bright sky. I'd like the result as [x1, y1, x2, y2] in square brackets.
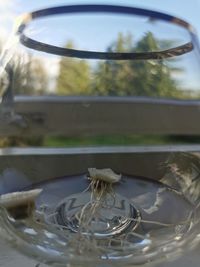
[1, 0, 200, 38]
[0, 0, 198, 54]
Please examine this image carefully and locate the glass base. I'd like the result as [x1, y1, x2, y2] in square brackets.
[0, 172, 194, 266]
[49, 192, 140, 238]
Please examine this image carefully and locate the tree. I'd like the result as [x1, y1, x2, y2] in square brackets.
[56, 41, 91, 95]
[93, 33, 134, 96]
[13, 54, 48, 95]
[94, 32, 181, 98]
[130, 32, 179, 97]
[0, 43, 48, 147]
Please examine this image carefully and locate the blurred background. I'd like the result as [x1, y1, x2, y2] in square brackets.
[0, 0, 200, 147]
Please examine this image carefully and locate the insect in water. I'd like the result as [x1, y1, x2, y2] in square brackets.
[0, 189, 43, 220]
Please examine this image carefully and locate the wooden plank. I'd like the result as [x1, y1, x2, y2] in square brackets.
[0, 96, 200, 136]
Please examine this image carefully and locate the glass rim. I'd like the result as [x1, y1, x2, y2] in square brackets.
[17, 4, 196, 60]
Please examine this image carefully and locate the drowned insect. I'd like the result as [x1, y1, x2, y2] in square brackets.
[0, 189, 43, 220]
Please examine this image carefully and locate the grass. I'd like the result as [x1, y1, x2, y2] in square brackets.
[43, 134, 195, 147]
[1, 135, 199, 148]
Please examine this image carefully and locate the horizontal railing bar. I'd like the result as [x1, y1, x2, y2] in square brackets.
[0, 144, 200, 156]
[13, 95, 200, 105]
[0, 146, 198, 187]
[0, 96, 200, 136]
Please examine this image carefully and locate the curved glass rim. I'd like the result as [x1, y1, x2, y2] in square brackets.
[17, 4, 196, 60]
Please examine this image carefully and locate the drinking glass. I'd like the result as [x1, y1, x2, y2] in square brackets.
[0, 3, 200, 267]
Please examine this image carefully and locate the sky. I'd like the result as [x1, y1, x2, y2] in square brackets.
[1, 0, 200, 39]
[1, 0, 199, 55]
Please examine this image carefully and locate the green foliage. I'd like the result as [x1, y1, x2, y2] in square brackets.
[94, 32, 181, 98]
[0, 136, 44, 147]
[44, 134, 199, 147]
[43, 135, 170, 147]
[56, 41, 91, 95]
[56, 32, 182, 98]
[0, 44, 47, 147]
[13, 54, 48, 95]
[57, 59, 91, 95]
[93, 34, 134, 96]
